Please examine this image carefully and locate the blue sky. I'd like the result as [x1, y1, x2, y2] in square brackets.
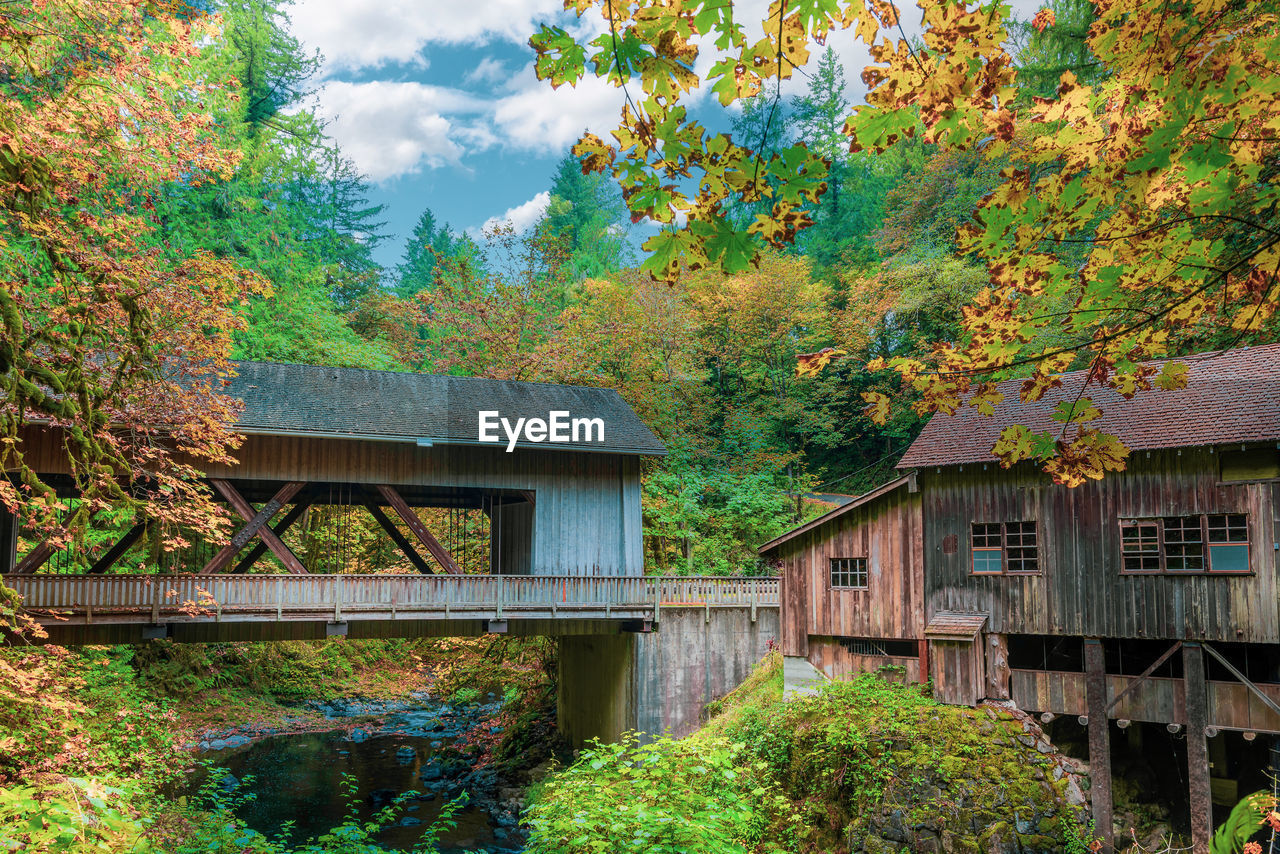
[284, 0, 1043, 270]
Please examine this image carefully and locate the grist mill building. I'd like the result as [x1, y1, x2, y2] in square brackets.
[760, 343, 1280, 852]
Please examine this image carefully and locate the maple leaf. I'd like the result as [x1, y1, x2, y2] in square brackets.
[861, 390, 891, 424]
[1154, 361, 1189, 391]
[796, 347, 847, 377]
[1031, 8, 1055, 33]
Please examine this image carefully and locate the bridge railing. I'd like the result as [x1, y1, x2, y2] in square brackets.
[5, 573, 779, 622]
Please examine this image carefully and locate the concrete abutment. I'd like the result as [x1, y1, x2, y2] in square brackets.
[556, 605, 780, 746]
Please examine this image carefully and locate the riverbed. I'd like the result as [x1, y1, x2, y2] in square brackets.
[190, 694, 527, 853]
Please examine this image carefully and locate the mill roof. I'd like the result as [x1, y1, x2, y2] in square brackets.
[226, 361, 666, 456]
[897, 344, 1280, 470]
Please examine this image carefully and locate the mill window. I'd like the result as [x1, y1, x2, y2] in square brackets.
[971, 521, 1039, 575]
[830, 557, 868, 589]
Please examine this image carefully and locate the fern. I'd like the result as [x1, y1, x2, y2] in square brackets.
[1211, 791, 1271, 854]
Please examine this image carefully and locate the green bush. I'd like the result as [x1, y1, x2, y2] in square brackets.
[524, 733, 799, 854]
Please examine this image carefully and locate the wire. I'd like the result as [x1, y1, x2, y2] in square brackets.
[816, 442, 908, 491]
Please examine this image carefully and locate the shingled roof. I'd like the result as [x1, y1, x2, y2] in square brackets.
[225, 361, 666, 456]
[897, 344, 1280, 470]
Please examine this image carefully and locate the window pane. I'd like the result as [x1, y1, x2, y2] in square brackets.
[1206, 514, 1248, 543]
[1006, 521, 1038, 572]
[1209, 544, 1249, 573]
[1121, 520, 1161, 571]
[830, 557, 868, 588]
[972, 523, 1002, 548]
[1162, 516, 1204, 571]
[973, 548, 1003, 574]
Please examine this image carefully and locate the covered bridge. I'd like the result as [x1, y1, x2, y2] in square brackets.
[5, 360, 666, 578]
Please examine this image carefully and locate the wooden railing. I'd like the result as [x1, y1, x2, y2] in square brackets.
[6, 574, 779, 625]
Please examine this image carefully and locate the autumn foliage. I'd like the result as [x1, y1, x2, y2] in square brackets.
[532, 0, 1280, 486]
[0, 0, 262, 543]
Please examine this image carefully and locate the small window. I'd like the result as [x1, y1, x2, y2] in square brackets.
[1120, 514, 1251, 574]
[1121, 520, 1162, 572]
[970, 521, 1038, 575]
[830, 557, 868, 589]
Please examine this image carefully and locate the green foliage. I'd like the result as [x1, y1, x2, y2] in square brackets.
[0, 778, 154, 853]
[539, 154, 634, 282]
[1210, 791, 1273, 854]
[164, 769, 469, 854]
[524, 734, 798, 854]
[133, 638, 420, 703]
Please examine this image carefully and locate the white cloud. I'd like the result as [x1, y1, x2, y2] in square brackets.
[289, 0, 568, 74]
[469, 191, 551, 238]
[465, 57, 510, 87]
[491, 72, 626, 155]
[313, 81, 490, 181]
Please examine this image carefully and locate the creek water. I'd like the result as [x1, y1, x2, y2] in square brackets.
[191, 698, 525, 854]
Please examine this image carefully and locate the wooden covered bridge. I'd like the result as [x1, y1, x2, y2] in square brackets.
[1, 362, 781, 743]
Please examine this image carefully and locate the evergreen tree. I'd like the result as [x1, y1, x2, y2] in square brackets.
[395, 208, 479, 298]
[152, 0, 395, 367]
[538, 153, 633, 281]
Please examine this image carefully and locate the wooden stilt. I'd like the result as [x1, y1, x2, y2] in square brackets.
[1183, 642, 1212, 854]
[233, 501, 311, 574]
[201, 481, 308, 575]
[88, 522, 147, 574]
[362, 501, 435, 575]
[375, 485, 461, 574]
[986, 633, 1010, 700]
[1084, 638, 1114, 852]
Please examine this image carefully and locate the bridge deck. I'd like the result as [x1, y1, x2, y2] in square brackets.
[7, 574, 779, 628]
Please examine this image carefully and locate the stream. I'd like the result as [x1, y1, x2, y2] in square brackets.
[189, 693, 528, 853]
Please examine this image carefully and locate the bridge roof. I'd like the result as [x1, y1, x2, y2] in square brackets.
[227, 361, 666, 456]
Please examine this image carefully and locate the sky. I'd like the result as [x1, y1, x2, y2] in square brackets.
[285, 0, 1044, 271]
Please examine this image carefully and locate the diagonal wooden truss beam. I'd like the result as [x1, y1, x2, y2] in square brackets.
[1203, 642, 1280, 719]
[12, 534, 62, 575]
[88, 522, 148, 574]
[233, 500, 312, 574]
[362, 500, 436, 575]
[1106, 641, 1182, 714]
[375, 484, 461, 575]
[201, 480, 308, 575]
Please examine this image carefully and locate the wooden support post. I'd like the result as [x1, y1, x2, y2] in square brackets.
[362, 501, 435, 575]
[234, 501, 311, 574]
[1084, 638, 1114, 852]
[375, 485, 461, 574]
[201, 481, 308, 575]
[88, 522, 147, 574]
[1183, 642, 1212, 854]
[986, 632, 1010, 700]
[0, 505, 17, 574]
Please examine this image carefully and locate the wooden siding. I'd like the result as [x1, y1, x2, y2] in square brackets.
[806, 636, 922, 683]
[918, 450, 1280, 643]
[1011, 669, 1280, 733]
[774, 484, 924, 655]
[930, 638, 984, 705]
[16, 428, 645, 577]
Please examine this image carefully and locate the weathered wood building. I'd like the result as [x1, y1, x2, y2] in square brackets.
[5, 361, 666, 577]
[761, 343, 1280, 851]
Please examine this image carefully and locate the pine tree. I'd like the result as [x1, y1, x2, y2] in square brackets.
[538, 153, 632, 280]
